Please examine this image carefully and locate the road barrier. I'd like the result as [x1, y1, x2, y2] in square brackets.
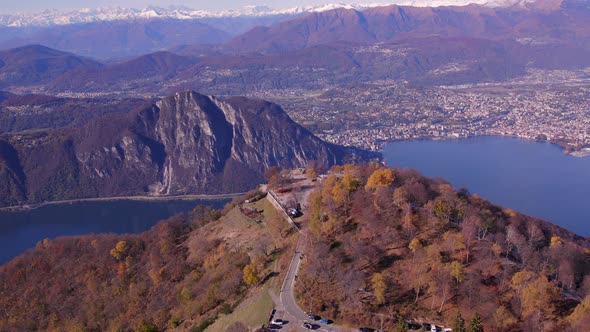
[266, 190, 301, 232]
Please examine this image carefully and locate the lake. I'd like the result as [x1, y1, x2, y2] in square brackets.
[0, 198, 229, 265]
[383, 136, 590, 237]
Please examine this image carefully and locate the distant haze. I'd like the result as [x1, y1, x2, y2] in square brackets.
[4, 1, 360, 13]
[1, 0, 480, 14]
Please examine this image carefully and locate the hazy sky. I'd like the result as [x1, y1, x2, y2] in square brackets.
[0, 0, 363, 13]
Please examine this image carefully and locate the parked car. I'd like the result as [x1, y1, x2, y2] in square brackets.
[422, 324, 442, 332]
[307, 314, 321, 321]
[319, 318, 332, 324]
[271, 319, 285, 325]
[302, 322, 313, 330]
[287, 207, 302, 217]
[406, 322, 422, 330]
[359, 328, 376, 332]
[443, 328, 453, 332]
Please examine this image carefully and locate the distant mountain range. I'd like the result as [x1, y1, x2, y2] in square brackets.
[229, 0, 588, 52]
[0, 0, 585, 93]
[1, 0, 584, 57]
[0, 19, 233, 58]
[1, 1, 573, 28]
[0, 2, 492, 27]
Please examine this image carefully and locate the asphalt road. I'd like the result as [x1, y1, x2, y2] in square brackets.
[272, 235, 354, 332]
[270, 181, 356, 332]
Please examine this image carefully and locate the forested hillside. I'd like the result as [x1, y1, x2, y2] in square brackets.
[2, 164, 589, 331]
[0, 194, 297, 331]
[297, 164, 590, 331]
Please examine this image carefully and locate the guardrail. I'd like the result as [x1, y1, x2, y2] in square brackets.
[266, 190, 301, 232]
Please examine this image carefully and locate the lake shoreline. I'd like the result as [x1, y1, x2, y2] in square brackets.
[0, 195, 232, 265]
[379, 134, 589, 158]
[0, 192, 245, 212]
[383, 136, 590, 237]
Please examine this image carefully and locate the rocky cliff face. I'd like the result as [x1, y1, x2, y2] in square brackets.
[0, 91, 362, 206]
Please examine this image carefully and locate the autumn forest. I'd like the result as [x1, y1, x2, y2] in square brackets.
[1, 164, 590, 332]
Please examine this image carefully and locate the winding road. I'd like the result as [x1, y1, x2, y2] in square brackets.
[268, 176, 358, 332]
[272, 234, 352, 332]
[267, 173, 439, 332]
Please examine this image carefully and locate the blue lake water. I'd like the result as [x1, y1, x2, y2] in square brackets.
[383, 136, 590, 237]
[0, 198, 228, 265]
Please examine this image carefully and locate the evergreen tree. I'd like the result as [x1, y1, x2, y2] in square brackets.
[468, 312, 484, 332]
[452, 310, 467, 332]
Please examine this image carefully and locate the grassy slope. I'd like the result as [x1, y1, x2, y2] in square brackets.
[205, 285, 275, 332]
[194, 198, 298, 331]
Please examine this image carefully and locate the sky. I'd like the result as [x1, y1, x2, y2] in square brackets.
[0, 0, 362, 14]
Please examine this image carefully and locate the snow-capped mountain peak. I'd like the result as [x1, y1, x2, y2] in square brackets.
[0, 1, 544, 27]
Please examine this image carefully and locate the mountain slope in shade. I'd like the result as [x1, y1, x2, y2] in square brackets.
[0, 140, 27, 206]
[0, 91, 14, 102]
[229, 8, 375, 52]
[0, 91, 367, 207]
[230, 8, 379, 52]
[0, 45, 102, 88]
[47, 51, 198, 92]
[48, 36, 564, 94]
[0, 94, 152, 134]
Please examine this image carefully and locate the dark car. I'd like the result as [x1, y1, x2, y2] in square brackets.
[359, 328, 376, 332]
[406, 322, 422, 330]
[287, 207, 302, 217]
[307, 314, 321, 320]
[303, 322, 313, 330]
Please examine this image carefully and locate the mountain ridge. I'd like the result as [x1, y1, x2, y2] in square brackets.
[0, 0, 573, 28]
[0, 44, 102, 88]
[0, 91, 370, 207]
[0, 3, 474, 27]
[229, 1, 589, 53]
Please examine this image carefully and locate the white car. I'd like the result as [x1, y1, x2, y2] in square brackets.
[271, 318, 285, 325]
[424, 324, 441, 332]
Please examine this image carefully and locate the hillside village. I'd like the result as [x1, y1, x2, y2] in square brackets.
[254, 69, 590, 154]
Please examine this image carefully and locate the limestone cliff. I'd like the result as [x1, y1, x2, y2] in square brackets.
[0, 91, 368, 206]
